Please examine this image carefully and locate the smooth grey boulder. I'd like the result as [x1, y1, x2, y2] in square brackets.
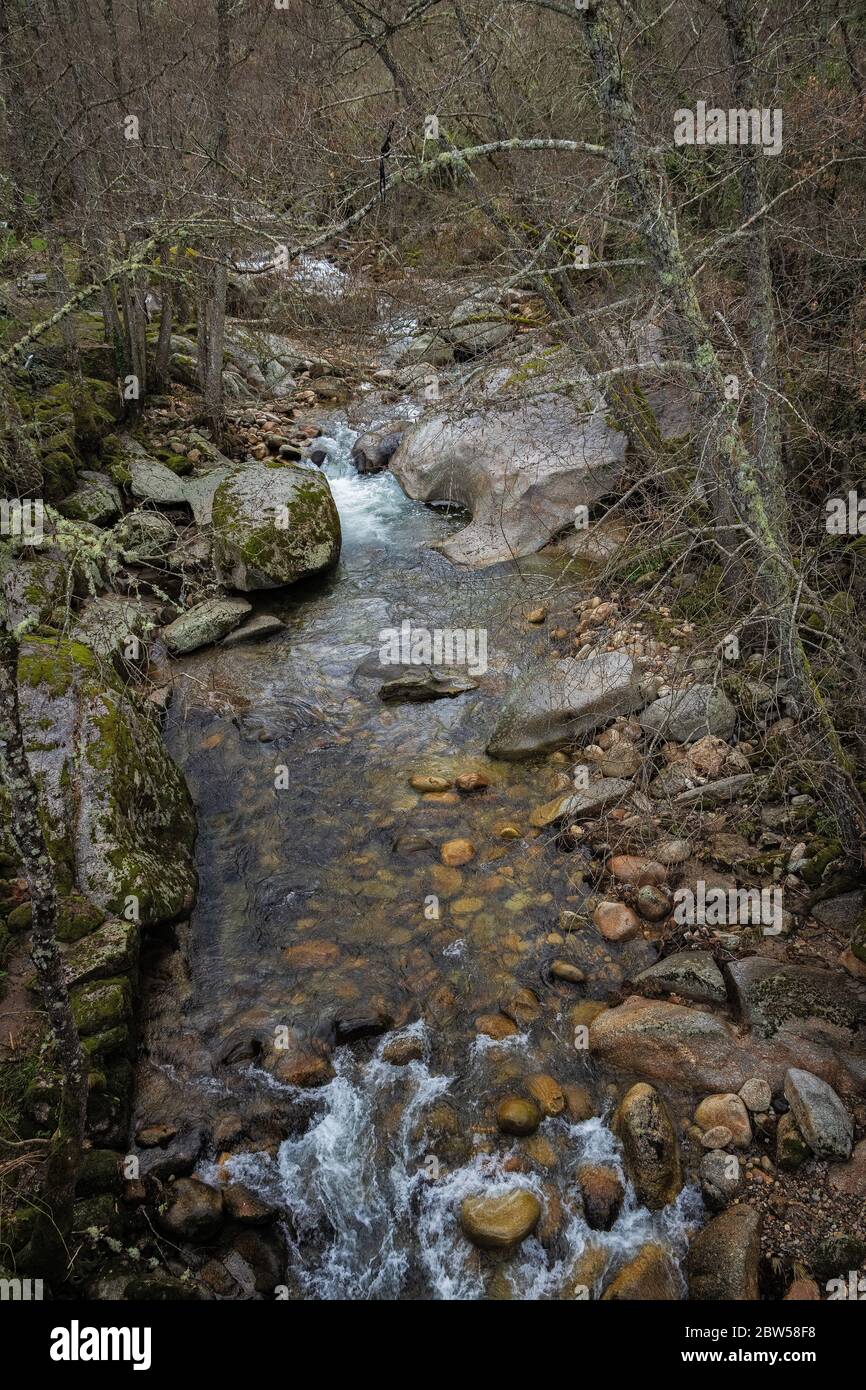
[220, 614, 285, 647]
[351, 429, 403, 475]
[211, 462, 341, 590]
[632, 950, 727, 1005]
[123, 435, 234, 526]
[784, 1068, 853, 1160]
[390, 395, 627, 566]
[163, 597, 252, 654]
[640, 684, 736, 743]
[487, 651, 644, 760]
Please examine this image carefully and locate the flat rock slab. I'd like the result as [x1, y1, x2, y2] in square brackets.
[828, 1138, 866, 1195]
[378, 668, 477, 702]
[784, 1067, 853, 1160]
[487, 651, 644, 760]
[589, 995, 866, 1093]
[124, 436, 235, 526]
[725, 956, 866, 1040]
[632, 950, 727, 1005]
[530, 778, 633, 827]
[220, 614, 285, 647]
[163, 597, 252, 654]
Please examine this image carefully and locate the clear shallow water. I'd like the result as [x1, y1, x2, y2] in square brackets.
[138, 423, 702, 1298]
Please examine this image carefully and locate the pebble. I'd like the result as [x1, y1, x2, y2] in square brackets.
[440, 839, 476, 866]
[593, 901, 641, 942]
[739, 1078, 772, 1113]
[496, 1097, 541, 1136]
[550, 960, 585, 983]
[409, 774, 453, 792]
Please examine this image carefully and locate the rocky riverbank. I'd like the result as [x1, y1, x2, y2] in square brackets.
[1, 267, 865, 1301]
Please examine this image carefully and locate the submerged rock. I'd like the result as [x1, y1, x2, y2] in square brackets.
[487, 652, 644, 760]
[378, 668, 477, 702]
[496, 1097, 541, 1136]
[211, 462, 341, 590]
[460, 1188, 541, 1249]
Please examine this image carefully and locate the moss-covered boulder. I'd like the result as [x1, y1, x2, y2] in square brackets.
[162, 596, 251, 654]
[113, 509, 178, 566]
[58, 470, 122, 527]
[71, 977, 133, 1037]
[63, 918, 138, 988]
[211, 462, 341, 590]
[57, 894, 105, 942]
[16, 635, 196, 922]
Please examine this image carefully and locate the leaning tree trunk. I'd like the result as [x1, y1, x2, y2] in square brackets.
[576, 0, 865, 864]
[0, 620, 88, 1277]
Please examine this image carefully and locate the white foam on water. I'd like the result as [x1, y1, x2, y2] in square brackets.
[315, 421, 420, 545]
[210, 1032, 702, 1300]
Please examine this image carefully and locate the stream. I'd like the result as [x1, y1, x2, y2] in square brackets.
[135, 415, 702, 1299]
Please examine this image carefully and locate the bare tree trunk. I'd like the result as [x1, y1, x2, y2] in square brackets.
[576, 0, 865, 864]
[723, 0, 783, 517]
[153, 247, 174, 388]
[0, 622, 88, 1277]
[198, 0, 231, 440]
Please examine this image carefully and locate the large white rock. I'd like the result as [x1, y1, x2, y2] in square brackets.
[389, 395, 627, 566]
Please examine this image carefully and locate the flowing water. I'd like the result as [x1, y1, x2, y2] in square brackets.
[137, 420, 702, 1298]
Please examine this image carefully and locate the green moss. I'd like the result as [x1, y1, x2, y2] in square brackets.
[18, 634, 98, 696]
[57, 893, 105, 943]
[70, 977, 132, 1037]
